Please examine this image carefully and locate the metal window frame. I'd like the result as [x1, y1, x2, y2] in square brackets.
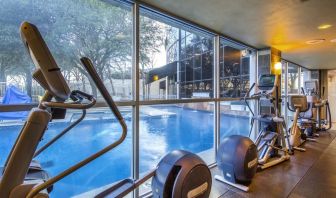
[214, 35, 220, 161]
[283, 61, 289, 124]
[132, 2, 140, 198]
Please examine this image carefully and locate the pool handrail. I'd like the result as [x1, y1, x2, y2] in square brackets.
[26, 57, 127, 198]
[80, 57, 125, 123]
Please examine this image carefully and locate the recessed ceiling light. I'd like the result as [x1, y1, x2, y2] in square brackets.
[318, 24, 332, 29]
[305, 39, 325, 44]
[331, 38, 336, 43]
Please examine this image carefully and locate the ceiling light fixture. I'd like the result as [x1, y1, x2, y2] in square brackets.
[318, 24, 332, 30]
[274, 62, 282, 75]
[305, 39, 325, 44]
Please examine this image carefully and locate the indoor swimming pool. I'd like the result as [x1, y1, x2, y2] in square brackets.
[0, 106, 249, 197]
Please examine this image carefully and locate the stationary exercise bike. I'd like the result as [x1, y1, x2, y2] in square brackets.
[301, 80, 332, 133]
[18, 21, 212, 198]
[287, 95, 316, 152]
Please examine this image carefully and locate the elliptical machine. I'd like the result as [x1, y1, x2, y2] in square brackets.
[19, 21, 212, 198]
[245, 74, 292, 169]
[0, 22, 98, 197]
[215, 135, 258, 192]
[215, 74, 292, 192]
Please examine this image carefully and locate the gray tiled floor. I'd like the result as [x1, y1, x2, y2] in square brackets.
[211, 130, 336, 198]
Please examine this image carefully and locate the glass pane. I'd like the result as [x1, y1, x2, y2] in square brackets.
[140, 9, 214, 100]
[220, 101, 251, 139]
[139, 103, 215, 195]
[281, 61, 287, 96]
[257, 53, 270, 76]
[139, 102, 215, 169]
[220, 39, 251, 98]
[280, 61, 287, 117]
[0, 0, 133, 102]
[0, 107, 133, 197]
[311, 70, 319, 81]
[288, 63, 299, 94]
[300, 67, 311, 91]
[0, 0, 133, 197]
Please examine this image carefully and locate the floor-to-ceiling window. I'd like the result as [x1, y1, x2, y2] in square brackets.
[301, 67, 311, 90]
[281, 60, 319, 126]
[311, 70, 320, 81]
[219, 39, 254, 139]
[0, 0, 134, 197]
[138, 8, 216, 195]
[288, 63, 300, 94]
[139, 12, 214, 100]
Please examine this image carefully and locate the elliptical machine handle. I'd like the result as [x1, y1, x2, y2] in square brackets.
[287, 102, 295, 112]
[71, 90, 95, 102]
[301, 87, 305, 95]
[244, 83, 256, 117]
[301, 103, 311, 113]
[244, 82, 255, 100]
[26, 57, 128, 198]
[274, 86, 281, 117]
[80, 57, 125, 123]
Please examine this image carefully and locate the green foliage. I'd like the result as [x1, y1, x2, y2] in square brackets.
[0, 0, 163, 97]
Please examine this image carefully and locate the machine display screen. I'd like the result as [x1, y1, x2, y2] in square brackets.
[305, 81, 318, 91]
[259, 75, 275, 90]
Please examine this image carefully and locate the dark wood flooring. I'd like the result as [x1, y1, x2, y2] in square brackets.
[210, 130, 336, 198]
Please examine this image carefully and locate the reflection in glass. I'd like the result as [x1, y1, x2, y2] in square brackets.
[140, 10, 214, 100]
[288, 63, 299, 94]
[300, 67, 311, 90]
[220, 101, 250, 140]
[139, 103, 215, 172]
[220, 40, 251, 98]
[311, 70, 319, 81]
[138, 103, 215, 195]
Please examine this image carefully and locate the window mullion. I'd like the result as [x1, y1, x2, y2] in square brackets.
[132, 2, 140, 198]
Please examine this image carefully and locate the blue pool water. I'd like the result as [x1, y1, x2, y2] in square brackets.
[0, 106, 249, 197]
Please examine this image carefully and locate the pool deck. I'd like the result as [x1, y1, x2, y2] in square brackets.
[141, 106, 176, 117]
[0, 106, 177, 127]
